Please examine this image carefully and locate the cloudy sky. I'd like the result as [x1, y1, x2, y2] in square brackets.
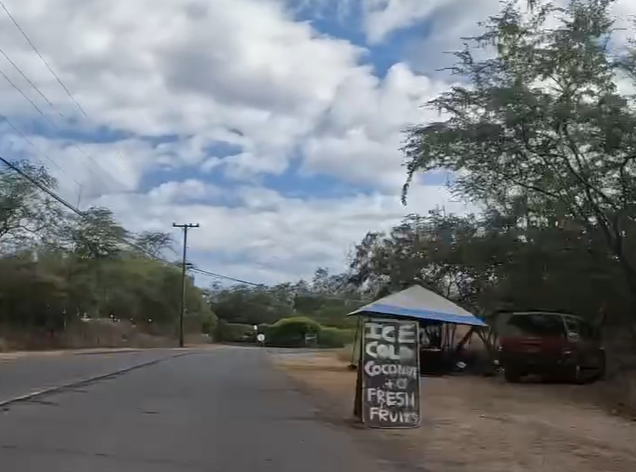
[0, 0, 633, 286]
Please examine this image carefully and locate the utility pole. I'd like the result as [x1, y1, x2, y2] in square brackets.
[173, 223, 200, 347]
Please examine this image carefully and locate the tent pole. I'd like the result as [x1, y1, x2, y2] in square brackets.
[350, 315, 362, 367]
[353, 316, 364, 419]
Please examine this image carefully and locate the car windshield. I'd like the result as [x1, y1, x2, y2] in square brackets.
[504, 314, 566, 337]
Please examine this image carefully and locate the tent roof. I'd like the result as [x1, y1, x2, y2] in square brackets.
[348, 285, 486, 327]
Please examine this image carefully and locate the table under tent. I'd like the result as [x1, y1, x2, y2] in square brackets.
[348, 285, 487, 375]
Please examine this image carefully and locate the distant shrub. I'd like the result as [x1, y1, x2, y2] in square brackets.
[265, 317, 321, 347]
[318, 327, 354, 348]
[216, 320, 254, 343]
[263, 317, 354, 348]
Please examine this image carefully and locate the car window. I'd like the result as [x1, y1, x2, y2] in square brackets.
[563, 317, 579, 337]
[504, 314, 566, 337]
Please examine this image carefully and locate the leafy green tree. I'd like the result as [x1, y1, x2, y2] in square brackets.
[0, 160, 62, 251]
[402, 0, 636, 319]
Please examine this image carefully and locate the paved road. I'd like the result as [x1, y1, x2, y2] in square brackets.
[0, 349, 183, 403]
[0, 347, 400, 471]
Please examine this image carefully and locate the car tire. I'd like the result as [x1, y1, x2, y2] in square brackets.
[572, 363, 587, 385]
[504, 366, 521, 383]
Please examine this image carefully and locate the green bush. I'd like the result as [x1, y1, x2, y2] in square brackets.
[263, 317, 355, 348]
[216, 320, 254, 343]
[265, 316, 321, 347]
[317, 327, 354, 348]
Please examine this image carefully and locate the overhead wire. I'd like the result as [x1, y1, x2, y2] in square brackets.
[0, 45, 64, 118]
[189, 266, 366, 303]
[0, 3, 359, 298]
[1, 156, 363, 303]
[189, 267, 265, 287]
[0, 64, 120, 192]
[0, 112, 82, 188]
[0, 154, 85, 215]
[0, 2, 129, 195]
[0, 0, 87, 117]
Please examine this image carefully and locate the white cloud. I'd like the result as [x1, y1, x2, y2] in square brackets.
[94, 181, 476, 284]
[0, 0, 486, 284]
[302, 63, 451, 189]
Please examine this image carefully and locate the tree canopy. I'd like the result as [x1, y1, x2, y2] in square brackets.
[395, 0, 636, 330]
[0, 160, 216, 348]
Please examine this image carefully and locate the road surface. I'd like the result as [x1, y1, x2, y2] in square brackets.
[0, 347, 401, 471]
[0, 349, 180, 403]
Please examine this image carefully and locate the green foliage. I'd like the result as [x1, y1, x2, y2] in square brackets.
[215, 320, 254, 343]
[265, 317, 321, 347]
[400, 0, 636, 328]
[318, 327, 354, 348]
[0, 160, 216, 343]
[262, 317, 353, 348]
[207, 268, 366, 330]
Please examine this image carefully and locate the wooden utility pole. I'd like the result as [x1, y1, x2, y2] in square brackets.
[173, 223, 199, 347]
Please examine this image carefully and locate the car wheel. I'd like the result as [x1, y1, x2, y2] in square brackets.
[572, 363, 587, 385]
[504, 366, 521, 383]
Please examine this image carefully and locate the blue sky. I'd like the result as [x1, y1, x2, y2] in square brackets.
[0, 0, 511, 286]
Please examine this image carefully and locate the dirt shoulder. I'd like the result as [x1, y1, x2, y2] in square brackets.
[273, 352, 636, 472]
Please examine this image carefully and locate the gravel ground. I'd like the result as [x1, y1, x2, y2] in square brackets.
[274, 351, 636, 472]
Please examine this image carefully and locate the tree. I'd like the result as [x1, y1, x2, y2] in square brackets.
[402, 0, 636, 318]
[63, 206, 128, 259]
[134, 231, 175, 258]
[0, 160, 62, 251]
[0, 160, 215, 346]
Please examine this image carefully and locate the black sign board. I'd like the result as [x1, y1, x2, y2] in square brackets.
[360, 318, 420, 428]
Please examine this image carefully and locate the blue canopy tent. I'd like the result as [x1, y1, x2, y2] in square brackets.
[347, 285, 486, 327]
[348, 285, 486, 374]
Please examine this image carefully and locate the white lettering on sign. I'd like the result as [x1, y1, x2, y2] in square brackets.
[398, 324, 416, 344]
[368, 407, 420, 424]
[365, 323, 417, 344]
[363, 361, 418, 379]
[364, 343, 415, 361]
[366, 388, 416, 408]
[365, 323, 384, 340]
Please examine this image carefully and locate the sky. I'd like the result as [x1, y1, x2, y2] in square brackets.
[0, 0, 634, 287]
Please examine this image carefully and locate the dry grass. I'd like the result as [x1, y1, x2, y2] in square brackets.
[274, 352, 636, 472]
[0, 321, 213, 352]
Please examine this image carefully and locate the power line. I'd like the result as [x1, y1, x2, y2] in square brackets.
[0, 45, 64, 118]
[0, 5, 131, 193]
[0, 162, 364, 309]
[0, 66, 51, 120]
[0, 113, 81, 188]
[0, 0, 87, 117]
[0, 65, 119, 192]
[190, 266, 265, 287]
[0, 154, 85, 216]
[190, 266, 366, 303]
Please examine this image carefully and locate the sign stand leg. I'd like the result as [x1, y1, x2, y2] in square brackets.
[353, 320, 364, 419]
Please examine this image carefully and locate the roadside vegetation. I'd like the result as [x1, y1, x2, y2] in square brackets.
[0, 160, 216, 350]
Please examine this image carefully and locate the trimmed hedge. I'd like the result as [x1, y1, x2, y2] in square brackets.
[216, 320, 254, 343]
[264, 317, 354, 348]
[318, 327, 355, 348]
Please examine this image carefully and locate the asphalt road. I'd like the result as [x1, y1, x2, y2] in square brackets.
[0, 347, 401, 471]
[0, 349, 182, 403]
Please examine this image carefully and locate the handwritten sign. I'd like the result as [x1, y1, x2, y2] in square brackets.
[361, 318, 420, 428]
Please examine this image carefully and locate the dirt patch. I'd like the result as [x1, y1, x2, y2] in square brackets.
[274, 352, 636, 472]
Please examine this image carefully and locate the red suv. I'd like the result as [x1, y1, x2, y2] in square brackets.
[497, 311, 605, 383]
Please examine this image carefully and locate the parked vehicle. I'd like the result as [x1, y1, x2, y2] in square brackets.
[497, 311, 605, 383]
